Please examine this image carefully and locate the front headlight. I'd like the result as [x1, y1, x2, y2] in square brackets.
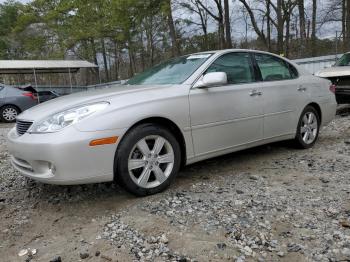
[29, 102, 109, 133]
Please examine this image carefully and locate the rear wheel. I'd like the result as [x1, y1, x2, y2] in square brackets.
[115, 124, 181, 196]
[0, 105, 19, 123]
[294, 106, 320, 149]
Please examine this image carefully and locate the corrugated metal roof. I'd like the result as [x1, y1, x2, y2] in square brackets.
[0, 60, 98, 74]
[293, 54, 343, 64]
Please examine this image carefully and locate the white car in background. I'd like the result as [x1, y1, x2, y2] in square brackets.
[7, 49, 337, 196]
[316, 52, 350, 104]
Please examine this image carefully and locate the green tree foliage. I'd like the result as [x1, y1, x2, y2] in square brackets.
[0, 0, 346, 81]
[0, 0, 23, 59]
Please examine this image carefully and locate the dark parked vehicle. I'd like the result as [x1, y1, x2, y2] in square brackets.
[37, 91, 60, 103]
[18, 85, 60, 103]
[0, 85, 38, 123]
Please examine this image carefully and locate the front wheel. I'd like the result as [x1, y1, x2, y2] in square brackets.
[294, 106, 320, 149]
[115, 124, 181, 196]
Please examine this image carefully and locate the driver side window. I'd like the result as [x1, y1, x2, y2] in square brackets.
[206, 52, 255, 84]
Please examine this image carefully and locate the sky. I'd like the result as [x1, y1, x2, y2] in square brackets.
[0, 0, 342, 41]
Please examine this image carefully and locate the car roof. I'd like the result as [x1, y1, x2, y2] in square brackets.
[191, 49, 298, 65]
[193, 49, 279, 56]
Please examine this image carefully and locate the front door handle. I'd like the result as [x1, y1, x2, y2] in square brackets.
[250, 90, 262, 97]
[297, 87, 307, 92]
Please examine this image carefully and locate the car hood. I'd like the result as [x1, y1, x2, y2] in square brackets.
[315, 66, 350, 78]
[18, 84, 172, 121]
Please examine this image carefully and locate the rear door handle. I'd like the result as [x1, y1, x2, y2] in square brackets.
[250, 90, 262, 97]
[297, 87, 307, 92]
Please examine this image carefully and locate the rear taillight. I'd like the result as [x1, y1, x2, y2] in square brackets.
[22, 92, 37, 100]
[330, 84, 336, 94]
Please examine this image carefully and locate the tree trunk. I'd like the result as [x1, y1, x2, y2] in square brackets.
[145, 17, 155, 66]
[197, 0, 226, 49]
[139, 32, 146, 71]
[216, 0, 225, 49]
[128, 41, 134, 77]
[114, 41, 119, 81]
[285, 13, 290, 57]
[276, 0, 284, 54]
[90, 38, 99, 82]
[298, 0, 306, 55]
[238, 0, 268, 49]
[342, 0, 346, 50]
[311, 0, 317, 56]
[298, 0, 306, 40]
[266, 0, 271, 51]
[346, 0, 350, 49]
[224, 0, 232, 48]
[196, 1, 208, 49]
[101, 39, 109, 82]
[166, 0, 180, 56]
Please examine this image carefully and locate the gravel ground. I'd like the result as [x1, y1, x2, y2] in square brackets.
[1, 111, 350, 262]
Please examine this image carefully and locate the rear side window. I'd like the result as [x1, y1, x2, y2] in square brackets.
[255, 53, 298, 81]
[206, 52, 255, 84]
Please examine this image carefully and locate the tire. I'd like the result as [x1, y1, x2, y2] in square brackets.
[0, 105, 20, 123]
[294, 106, 320, 149]
[115, 123, 181, 196]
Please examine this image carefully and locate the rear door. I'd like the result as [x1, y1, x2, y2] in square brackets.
[253, 53, 306, 139]
[189, 52, 264, 156]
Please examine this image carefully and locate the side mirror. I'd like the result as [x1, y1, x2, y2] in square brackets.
[193, 72, 227, 89]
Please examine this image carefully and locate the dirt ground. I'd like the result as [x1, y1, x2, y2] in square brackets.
[1, 110, 350, 262]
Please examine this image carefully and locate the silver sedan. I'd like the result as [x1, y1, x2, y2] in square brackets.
[7, 50, 337, 196]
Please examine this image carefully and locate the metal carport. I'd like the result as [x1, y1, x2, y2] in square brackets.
[0, 60, 99, 94]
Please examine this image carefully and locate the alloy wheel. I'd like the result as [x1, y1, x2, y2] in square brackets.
[300, 112, 318, 144]
[128, 135, 175, 189]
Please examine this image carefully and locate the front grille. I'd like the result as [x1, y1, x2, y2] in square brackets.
[16, 120, 33, 136]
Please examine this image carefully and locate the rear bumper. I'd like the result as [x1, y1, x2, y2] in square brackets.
[336, 87, 350, 104]
[7, 126, 127, 185]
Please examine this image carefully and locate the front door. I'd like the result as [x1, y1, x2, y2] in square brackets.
[189, 52, 264, 157]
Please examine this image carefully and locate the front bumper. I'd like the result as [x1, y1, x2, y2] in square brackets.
[7, 126, 127, 185]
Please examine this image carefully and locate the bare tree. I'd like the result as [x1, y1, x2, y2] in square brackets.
[346, 0, 350, 49]
[180, 0, 209, 49]
[197, 0, 226, 49]
[266, 0, 271, 51]
[224, 0, 232, 48]
[311, 0, 317, 55]
[165, 0, 180, 56]
[298, 0, 307, 40]
[238, 0, 268, 48]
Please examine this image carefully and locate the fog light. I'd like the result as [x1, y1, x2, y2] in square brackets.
[49, 163, 56, 174]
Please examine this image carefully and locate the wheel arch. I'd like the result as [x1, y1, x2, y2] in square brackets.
[307, 102, 322, 125]
[0, 104, 22, 113]
[116, 116, 187, 172]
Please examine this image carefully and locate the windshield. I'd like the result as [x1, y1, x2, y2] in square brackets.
[335, 53, 350, 66]
[127, 54, 213, 85]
